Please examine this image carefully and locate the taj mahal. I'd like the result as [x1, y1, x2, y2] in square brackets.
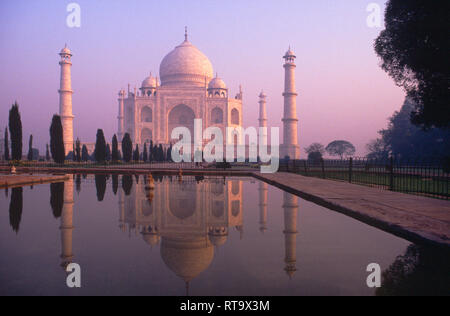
[58, 29, 300, 159]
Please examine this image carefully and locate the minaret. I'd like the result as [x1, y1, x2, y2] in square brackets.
[118, 89, 125, 141]
[60, 177, 74, 269]
[281, 47, 300, 159]
[58, 45, 74, 155]
[282, 192, 298, 279]
[258, 91, 268, 148]
[258, 182, 268, 233]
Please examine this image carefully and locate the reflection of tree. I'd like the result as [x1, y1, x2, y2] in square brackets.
[50, 182, 64, 218]
[9, 187, 23, 233]
[75, 174, 81, 195]
[122, 175, 133, 196]
[135, 175, 139, 184]
[95, 174, 107, 201]
[377, 245, 450, 296]
[112, 174, 118, 195]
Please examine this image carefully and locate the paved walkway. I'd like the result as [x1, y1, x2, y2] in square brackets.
[0, 174, 70, 188]
[254, 172, 450, 247]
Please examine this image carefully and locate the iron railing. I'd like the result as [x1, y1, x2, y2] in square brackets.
[279, 157, 449, 200]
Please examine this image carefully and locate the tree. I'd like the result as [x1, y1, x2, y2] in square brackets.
[111, 134, 119, 162]
[4, 127, 9, 161]
[50, 115, 65, 164]
[81, 144, 89, 162]
[366, 138, 389, 160]
[366, 97, 449, 162]
[374, 0, 450, 129]
[122, 133, 132, 163]
[75, 138, 81, 162]
[95, 129, 107, 163]
[9, 102, 22, 160]
[27, 135, 33, 161]
[133, 144, 140, 162]
[167, 144, 172, 162]
[305, 143, 325, 162]
[105, 144, 111, 162]
[149, 140, 154, 161]
[143, 143, 148, 162]
[325, 140, 355, 159]
[45, 144, 50, 161]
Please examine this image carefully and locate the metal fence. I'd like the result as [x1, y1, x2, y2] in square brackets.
[279, 157, 450, 200]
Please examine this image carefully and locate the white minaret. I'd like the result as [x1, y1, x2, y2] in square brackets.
[281, 47, 300, 159]
[258, 91, 268, 148]
[117, 89, 125, 141]
[282, 192, 298, 279]
[58, 45, 74, 155]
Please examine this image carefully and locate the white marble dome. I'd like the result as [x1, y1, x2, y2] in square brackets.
[159, 39, 213, 87]
[141, 73, 157, 88]
[208, 75, 226, 89]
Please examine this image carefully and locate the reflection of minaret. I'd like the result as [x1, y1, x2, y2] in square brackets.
[118, 189, 126, 232]
[258, 182, 268, 233]
[282, 192, 298, 278]
[60, 177, 74, 269]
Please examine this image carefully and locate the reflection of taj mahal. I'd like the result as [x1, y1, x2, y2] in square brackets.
[59, 176, 299, 290]
[117, 29, 243, 146]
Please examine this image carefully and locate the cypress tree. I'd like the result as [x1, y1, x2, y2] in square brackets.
[81, 144, 89, 162]
[75, 138, 81, 162]
[27, 135, 33, 161]
[106, 144, 111, 161]
[143, 143, 148, 162]
[4, 127, 10, 161]
[122, 133, 132, 163]
[111, 134, 119, 162]
[45, 144, 50, 161]
[95, 129, 107, 163]
[133, 144, 140, 162]
[9, 102, 22, 160]
[50, 115, 65, 164]
[149, 140, 154, 161]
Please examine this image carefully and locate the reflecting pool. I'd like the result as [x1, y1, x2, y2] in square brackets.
[0, 175, 448, 296]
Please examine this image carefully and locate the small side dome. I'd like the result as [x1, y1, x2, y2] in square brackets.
[142, 73, 157, 88]
[208, 74, 226, 90]
[259, 90, 266, 98]
[60, 45, 72, 55]
[142, 232, 160, 246]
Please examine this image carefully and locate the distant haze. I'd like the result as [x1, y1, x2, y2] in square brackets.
[0, 0, 404, 156]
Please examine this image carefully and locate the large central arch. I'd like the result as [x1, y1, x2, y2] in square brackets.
[168, 104, 195, 142]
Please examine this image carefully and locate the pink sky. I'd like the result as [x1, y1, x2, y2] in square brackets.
[0, 0, 405, 156]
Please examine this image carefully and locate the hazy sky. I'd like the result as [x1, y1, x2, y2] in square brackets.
[0, 0, 405, 156]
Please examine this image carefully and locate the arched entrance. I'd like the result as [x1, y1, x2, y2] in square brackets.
[168, 104, 196, 142]
[141, 128, 152, 144]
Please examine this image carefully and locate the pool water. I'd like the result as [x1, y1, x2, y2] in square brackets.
[0, 174, 448, 296]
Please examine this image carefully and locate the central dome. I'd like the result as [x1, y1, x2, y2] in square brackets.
[159, 38, 213, 87]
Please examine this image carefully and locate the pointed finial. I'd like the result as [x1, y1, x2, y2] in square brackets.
[184, 26, 188, 41]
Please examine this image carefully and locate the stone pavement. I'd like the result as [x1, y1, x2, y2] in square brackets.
[0, 174, 70, 189]
[254, 172, 450, 247]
